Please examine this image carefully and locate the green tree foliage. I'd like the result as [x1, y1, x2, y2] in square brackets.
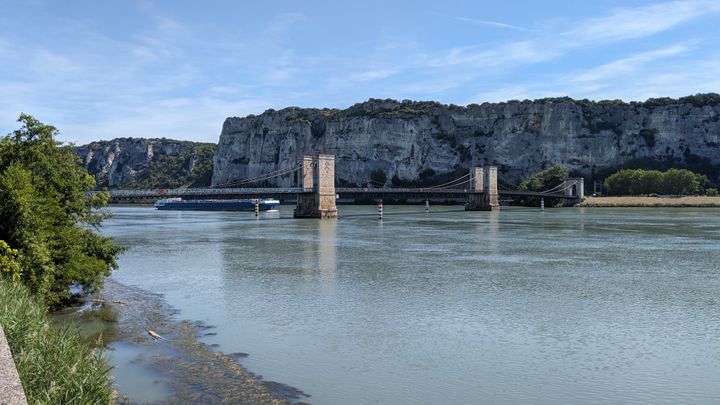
[519, 164, 569, 192]
[604, 168, 705, 195]
[369, 169, 387, 187]
[0, 114, 122, 307]
[518, 164, 569, 207]
[122, 143, 215, 189]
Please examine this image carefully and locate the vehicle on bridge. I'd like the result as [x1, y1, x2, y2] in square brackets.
[154, 198, 280, 211]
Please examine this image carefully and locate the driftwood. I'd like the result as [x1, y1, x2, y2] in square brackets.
[147, 330, 164, 341]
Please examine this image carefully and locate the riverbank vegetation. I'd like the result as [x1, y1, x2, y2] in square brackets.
[0, 114, 122, 307]
[0, 279, 114, 404]
[0, 115, 120, 402]
[603, 168, 713, 196]
[517, 164, 569, 206]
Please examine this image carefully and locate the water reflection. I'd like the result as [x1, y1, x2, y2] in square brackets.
[318, 220, 337, 286]
[103, 205, 720, 405]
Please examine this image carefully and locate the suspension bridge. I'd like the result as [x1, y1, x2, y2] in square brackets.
[97, 154, 585, 218]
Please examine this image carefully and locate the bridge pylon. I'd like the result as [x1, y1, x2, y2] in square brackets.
[466, 166, 499, 211]
[293, 154, 338, 219]
[563, 177, 584, 205]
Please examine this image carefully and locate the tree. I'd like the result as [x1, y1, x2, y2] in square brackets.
[369, 169, 387, 187]
[661, 168, 700, 195]
[0, 114, 122, 307]
[519, 164, 569, 192]
[518, 164, 569, 206]
[604, 168, 703, 196]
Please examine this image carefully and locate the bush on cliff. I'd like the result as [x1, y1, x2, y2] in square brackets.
[0, 278, 114, 404]
[604, 168, 705, 195]
[0, 114, 122, 307]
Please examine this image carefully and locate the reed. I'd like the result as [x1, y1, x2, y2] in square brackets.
[0, 279, 115, 404]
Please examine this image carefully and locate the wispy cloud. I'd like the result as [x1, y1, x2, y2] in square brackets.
[468, 43, 720, 104]
[562, 0, 720, 43]
[1, 0, 718, 144]
[435, 0, 720, 71]
[456, 17, 534, 32]
[570, 42, 695, 86]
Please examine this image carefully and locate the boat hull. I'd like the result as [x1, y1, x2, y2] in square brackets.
[155, 199, 279, 211]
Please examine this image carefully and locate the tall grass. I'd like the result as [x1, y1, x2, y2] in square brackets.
[0, 279, 115, 404]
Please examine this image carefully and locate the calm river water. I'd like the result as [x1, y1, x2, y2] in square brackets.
[103, 205, 720, 404]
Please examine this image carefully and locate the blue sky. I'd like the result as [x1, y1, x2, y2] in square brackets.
[1, 0, 719, 144]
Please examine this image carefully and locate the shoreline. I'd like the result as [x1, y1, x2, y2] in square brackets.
[53, 279, 310, 404]
[578, 196, 720, 207]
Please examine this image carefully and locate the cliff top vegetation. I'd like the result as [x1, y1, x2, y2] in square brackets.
[236, 93, 720, 121]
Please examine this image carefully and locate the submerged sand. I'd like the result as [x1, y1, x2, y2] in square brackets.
[53, 279, 309, 405]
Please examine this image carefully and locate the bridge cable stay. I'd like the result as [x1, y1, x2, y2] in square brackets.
[546, 183, 577, 195]
[497, 182, 519, 192]
[498, 178, 520, 190]
[212, 164, 302, 188]
[212, 168, 292, 188]
[427, 178, 471, 190]
[536, 182, 568, 194]
[422, 173, 471, 190]
[213, 168, 299, 188]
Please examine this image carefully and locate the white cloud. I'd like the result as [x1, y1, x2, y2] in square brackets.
[348, 69, 398, 82]
[435, 0, 719, 72]
[563, 0, 720, 43]
[570, 42, 695, 85]
[455, 17, 534, 32]
[2, 0, 719, 144]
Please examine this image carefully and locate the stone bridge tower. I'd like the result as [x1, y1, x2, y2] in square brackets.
[293, 155, 337, 219]
[563, 177, 585, 205]
[466, 166, 499, 211]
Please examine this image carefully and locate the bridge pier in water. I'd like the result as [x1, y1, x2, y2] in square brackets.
[293, 154, 338, 219]
[466, 166, 500, 211]
[563, 178, 585, 205]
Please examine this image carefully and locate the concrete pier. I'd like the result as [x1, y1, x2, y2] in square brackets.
[564, 178, 585, 206]
[294, 155, 337, 219]
[466, 166, 499, 211]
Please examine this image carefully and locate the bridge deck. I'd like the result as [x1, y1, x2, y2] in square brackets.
[95, 187, 569, 199]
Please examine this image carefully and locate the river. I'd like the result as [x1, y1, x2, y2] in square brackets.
[102, 205, 720, 404]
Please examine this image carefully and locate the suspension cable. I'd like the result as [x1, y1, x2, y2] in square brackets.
[213, 164, 301, 188]
[537, 182, 567, 194]
[424, 173, 471, 189]
[429, 178, 471, 190]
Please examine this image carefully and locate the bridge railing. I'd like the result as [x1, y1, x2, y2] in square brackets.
[88, 187, 570, 199]
[335, 187, 472, 194]
[89, 187, 311, 198]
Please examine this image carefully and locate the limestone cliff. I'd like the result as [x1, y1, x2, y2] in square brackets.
[212, 94, 720, 188]
[75, 138, 215, 188]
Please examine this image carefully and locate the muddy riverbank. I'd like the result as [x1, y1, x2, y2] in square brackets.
[52, 279, 309, 404]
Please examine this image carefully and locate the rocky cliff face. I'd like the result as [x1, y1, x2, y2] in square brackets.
[213, 94, 720, 188]
[75, 138, 216, 188]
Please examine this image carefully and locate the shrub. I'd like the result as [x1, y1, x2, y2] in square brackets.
[0, 115, 122, 307]
[519, 164, 569, 192]
[369, 169, 387, 187]
[0, 278, 114, 404]
[518, 164, 569, 206]
[706, 188, 719, 196]
[604, 168, 703, 195]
